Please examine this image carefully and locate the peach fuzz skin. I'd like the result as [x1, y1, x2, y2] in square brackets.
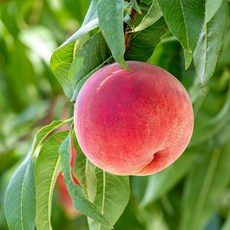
[74, 61, 194, 176]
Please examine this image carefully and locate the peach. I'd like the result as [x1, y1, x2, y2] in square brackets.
[74, 61, 194, 175]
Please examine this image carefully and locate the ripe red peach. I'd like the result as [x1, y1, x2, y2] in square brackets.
[74, 61, 194, 175]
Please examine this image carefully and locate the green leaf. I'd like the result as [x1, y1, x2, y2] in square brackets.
[31, 119, 72, 155]
[125, 17, 167, 61]
[70, 32, 114, 102]
[59, 133, 110, 227]
[82, 0, 99, 25]
[139, 154, 196, 208]
[34, 131, 68, 230]
[193, 0, 228, 86]
[50, 18, 99, 98]
[4, 159, 35, 230]
[133, 0, 162, 32]
[180, 143, 230, 230]
[131, 0, 142, 14]
[69, 32, 111, 88]
[157, 0, 205, 68]
[61, 18, 99, 47]
[74, 142, 97, 203]
[4, 119, 71, 230]
[222, 212, 230, 230]
[190, 77, 230, 147]
[88, 169, 130, 230]
[206, 0, 223, 23]
[97, 0, 128, 69]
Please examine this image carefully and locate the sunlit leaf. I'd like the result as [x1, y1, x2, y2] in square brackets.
[82, 0, 99, 25]
[50, 18, 99, 98]
[4, 158, 35, 230]
[31, 119, 72, 155]
[205, 0, 223, 23]
[4, 119, 72, 230]
[88, 169, 130, 230]
[35, 131, 68, 230]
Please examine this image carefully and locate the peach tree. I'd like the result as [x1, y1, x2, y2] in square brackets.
[4, 0, 230, 230]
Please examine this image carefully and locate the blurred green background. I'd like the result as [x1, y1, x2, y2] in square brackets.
[1, 1, 230, 230]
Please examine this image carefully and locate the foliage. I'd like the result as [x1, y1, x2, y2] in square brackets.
[1, 0, 230, 230]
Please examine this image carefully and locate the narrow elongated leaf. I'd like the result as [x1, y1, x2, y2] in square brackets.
[82, 0, 99, 25]
[190, 70, 230, 147]
[125, 17, 167, 61]
[193, 0, 228, 86]
[4, 159, 35, 230]
[31, 119, 72, 155]
[133, 0, 162, 32]
[180, 142, 230, 230]
[74, 143, 97, 202]
[35, 132, 68, 230]
[130, 0, 142, 14]
[139, 153, 196, 207]
[59, 134, 110, 227]
[206, 0, 223, 23]
[222, 212, 230, 230]
[50, 18, 99, 98]
[88, 169, 130, 230]
[97, 0, 128, 69]
[157, 0, 205, 68]
[4, 119, 71, 230]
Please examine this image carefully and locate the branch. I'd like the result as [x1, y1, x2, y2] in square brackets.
[124, 0, 141, 49]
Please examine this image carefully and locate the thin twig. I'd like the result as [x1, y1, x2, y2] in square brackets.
[124, 0, 141, 49]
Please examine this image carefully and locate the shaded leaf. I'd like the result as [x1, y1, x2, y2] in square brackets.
[180, 142, 230, 230]
[74, 140, 97, 202]
[88, 169, 130, 230]
[133, 0, 162, 32]
[59, 133, 110, 227]
[193, 0, 228, 86]
[131, 0, 142, 14]
[35, 132, 68, 230]
[69, 32, 111, 89]
[139, 153, 196, 207]
[125, 17, 167, 61]
[157, 0, 205, 68]
[190, 77, 230, 147]
[70, 32, 114, 102]
[97, 0, 128, 69]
